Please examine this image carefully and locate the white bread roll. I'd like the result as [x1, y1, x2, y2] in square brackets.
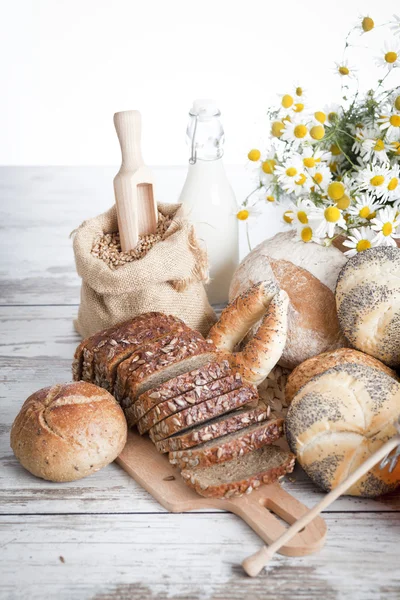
[336, 246, 400, 368]
[230, 231, 347, 368]
[10, 382, 127, 482]
[285, 363, 400, 497]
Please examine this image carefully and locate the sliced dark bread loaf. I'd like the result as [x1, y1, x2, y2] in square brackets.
[169, 418, 284, 469]
[149, 385, 258, 442]
[132, 359, 233, 422]
[135, 373, 244, 433]
[181, 445, 295, 498]
[94, 319, 190, 392]
[155, 404, 270, 453]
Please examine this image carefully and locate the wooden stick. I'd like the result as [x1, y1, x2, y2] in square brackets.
[242, 433, 400, 577]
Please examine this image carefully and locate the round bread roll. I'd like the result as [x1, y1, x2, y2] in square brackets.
[230, 231, 347, 369]
[285, 363, 400, 497]
[10, 382, 127, 482]
[286, 348, 398, 403]
[336, 246, 400, 368]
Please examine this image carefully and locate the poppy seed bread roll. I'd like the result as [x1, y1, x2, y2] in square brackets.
[10, 382, 127, 482]
[285, 363, 400, 497]
[336, 246, 400, 368]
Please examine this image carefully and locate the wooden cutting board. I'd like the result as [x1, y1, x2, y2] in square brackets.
[117, 431, 327, 557]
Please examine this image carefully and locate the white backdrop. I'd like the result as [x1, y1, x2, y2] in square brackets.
[1, 0, 396, 166]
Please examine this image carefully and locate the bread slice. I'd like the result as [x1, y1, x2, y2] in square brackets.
[181, 445, 295, 498]
[169, 418, 284, 469]
[94, 318, 190, 392]
[134, 373, 244, 433]
[149, 385, 258, 442]
[132, 359, 233, 422]
[155, 404, 270, 453]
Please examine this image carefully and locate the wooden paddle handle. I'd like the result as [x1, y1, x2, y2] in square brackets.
[242, 434, 400, 577]
[114, 110, 145, 170]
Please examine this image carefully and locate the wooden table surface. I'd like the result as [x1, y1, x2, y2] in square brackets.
[1, 167, 399, 600]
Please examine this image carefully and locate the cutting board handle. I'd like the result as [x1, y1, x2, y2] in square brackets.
[114, 110, 145, 171]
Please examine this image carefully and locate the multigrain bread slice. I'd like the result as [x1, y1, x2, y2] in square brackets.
[132, 359, 233, 422]
[169, 418, 284, 469]
[181, 445, 295, 498]
[135, 373, 244, 433]
[155, 404, 270, 453]
[149, 385, 258, 442]
[93, 316, 190, 391]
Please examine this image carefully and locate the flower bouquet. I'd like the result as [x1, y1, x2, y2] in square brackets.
[239, 15, 400, 256]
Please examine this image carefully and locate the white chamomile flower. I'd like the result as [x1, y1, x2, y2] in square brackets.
[347, 194, 382, 221]
[288, 199, 314, 226]
[390, 140, 400, 156]
[307, 164, 332, 192]
[355, 15, 374, 34]
[275, 157, 311, 196]
[360, 137, 391, 164]
[259, 152, 278, 186]
[357, 164, 391, 197]
[334, 60, 357, 78]
[309, 205, 346, 239]
[370, 207, 400, 246]
[323, 103, 342, 127]
[236, 205, 262, 221]
[375, 40, 400, 71]
[390, 15, 400, 38]
[296, 224, 321, 244]
[378, 110, 400, 139]
[280, 121, 311, 149]
[342, 227, 377, 257]
[351, 126, 378, 154]
[301, 147, 332, 168]
[382, 165, 400, 203]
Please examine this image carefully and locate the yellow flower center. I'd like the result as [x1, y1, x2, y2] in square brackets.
[294, 103, 304, 113]
[303, 157, 316, 168]
[382, 222, 393, 236]
[283, 210, 294, 224]
[330, 144, 341, 156]
[262, 159, 276, 174]
[286, 167, 297, 177]
[391, 141, 400, 155]
[313, 173, 323, 184]
[356, 239, 372, 252]
[328, 111, 338, 123]
[335, 194, 351, 210]
[237, 209, 249, 221]
[301, 227, 313, 242]
[367, 211, 376, 221]
[310, 125, 325, 140]
[385, 51, 398, 64]
[338, 66, 350, 75]
[294, 124, 308, 138]
[390, 114, 400, 127]
[388, 177, 399, 191]
[297, 210, 308, 224]
[248, 149, 261, 162]
[395, 96, 400, 111]
[359, 206, 371, 218]
[282, 94, 294, 108]
[362, 16, 374, 32]
[328, 181, 345, 200]
[314, 111, 326, 124]
[296, 87, 303, 96]
[266, 195, 275, 202]
[324, 206, 341, 223]
[329, 161, 338, 173]
[370, 175, 385, 187]
[271, 121, 285, 138]
[295, 174, 307, 186]
[374, 139, 385, 151]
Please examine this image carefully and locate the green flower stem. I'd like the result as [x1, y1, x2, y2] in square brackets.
[245, 221, 252, 252]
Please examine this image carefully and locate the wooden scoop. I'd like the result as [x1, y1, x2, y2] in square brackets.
[113, 110, 158, 251]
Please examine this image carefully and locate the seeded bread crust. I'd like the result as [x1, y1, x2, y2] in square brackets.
[115, 334, 215, 405]
[181, 445, 295, 498]
[169, 418, 284, 469]
[155, 406, 271, 453]
[149, 385, 258, 442]
[135, 373, 244, 433]
[132, 359, 233, 421]
[93, 319, 190, 392]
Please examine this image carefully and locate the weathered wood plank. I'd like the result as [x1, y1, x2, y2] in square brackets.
[1, 513, 399, 600]
[1, 305, 399, 514]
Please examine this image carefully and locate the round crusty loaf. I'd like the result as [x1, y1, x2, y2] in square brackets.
[230, 231, 347, 369]
[336, 246, 400, 368]
[285, 348, 398, 403]
[10, 382, 127, 482]
[285, 363, 400, 497]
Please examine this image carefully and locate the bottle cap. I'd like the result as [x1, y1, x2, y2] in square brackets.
[190, 99, 220, 118]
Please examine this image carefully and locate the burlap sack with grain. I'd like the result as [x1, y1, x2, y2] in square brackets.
[72, 203, 217, 338]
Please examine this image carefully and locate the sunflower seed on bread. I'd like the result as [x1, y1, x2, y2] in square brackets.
[180, 445, 295, 498]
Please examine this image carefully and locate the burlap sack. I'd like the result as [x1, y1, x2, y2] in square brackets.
[72, 203, 217, 338]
